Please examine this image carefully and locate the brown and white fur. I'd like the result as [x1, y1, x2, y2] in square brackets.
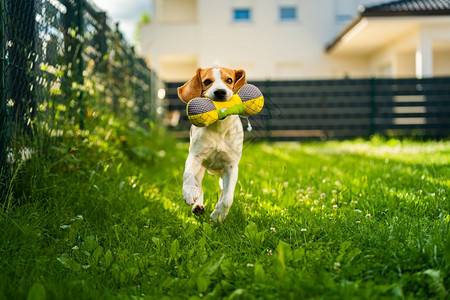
[178, 67, 246, 222]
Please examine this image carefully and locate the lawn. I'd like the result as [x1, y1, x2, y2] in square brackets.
[1, 122, 449, 299]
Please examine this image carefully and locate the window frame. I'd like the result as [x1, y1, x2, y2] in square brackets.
[279, 6, 298, 22]
[232, 8, 252, 23]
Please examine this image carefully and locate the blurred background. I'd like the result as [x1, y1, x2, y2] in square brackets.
[135, 0, 450, 81]
[133, 0, 450, 139]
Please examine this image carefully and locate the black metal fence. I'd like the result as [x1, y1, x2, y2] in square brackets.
[165, 77, 450, 140]
[0, 0, 162, 199]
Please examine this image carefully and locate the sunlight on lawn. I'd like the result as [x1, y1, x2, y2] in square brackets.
[2, 134, 449, 299]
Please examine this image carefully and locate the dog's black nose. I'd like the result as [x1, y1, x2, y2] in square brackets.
[214, 89, 227, 99]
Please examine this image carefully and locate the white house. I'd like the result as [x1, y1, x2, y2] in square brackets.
[139, 0, 450, 81]
[326, 0, 450, 79]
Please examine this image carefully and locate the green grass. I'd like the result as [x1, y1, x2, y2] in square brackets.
[1, 123, 449, 299]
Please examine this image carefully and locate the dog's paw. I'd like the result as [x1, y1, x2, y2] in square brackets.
[192, 204, 205, 215]
[210, 207, 229, 223]
[182, 185, 202, 206]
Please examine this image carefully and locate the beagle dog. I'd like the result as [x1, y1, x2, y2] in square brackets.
[178, 67, 247, 222]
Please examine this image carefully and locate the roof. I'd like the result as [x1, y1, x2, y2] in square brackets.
[361, 0, 450, 16]
[326, 0, 450, 53]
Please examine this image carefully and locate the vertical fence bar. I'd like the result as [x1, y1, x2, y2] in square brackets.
[111, 23, 121, 117]
[7, 0, 36, 138]
[2, 0, 37, 201]
[76, 0, 85, 130]
[264, 79, 272, 139]
[0, 0, 8, 199]
[149, 69, 157, 123]
[370, 77, 377, 137]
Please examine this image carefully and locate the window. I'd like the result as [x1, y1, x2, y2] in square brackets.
[233, 8, 251, 22]
[160, 0, 197, 23]
[279, 7, 297, 21]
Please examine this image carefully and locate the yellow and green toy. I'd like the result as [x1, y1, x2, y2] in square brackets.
[186, 84, 264, 127]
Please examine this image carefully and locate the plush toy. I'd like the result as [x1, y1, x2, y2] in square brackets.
[186, 84, 264, 127]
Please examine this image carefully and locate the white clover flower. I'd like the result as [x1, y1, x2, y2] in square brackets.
[301, 228, 307, 232]
[365, 214, 372, 219]
[333, 262, 341, 270]
[321, 193, 326, 199]
[333, 205, 338, 210]
[270, 227, 276, 233]
[246, 263, 254, 268]
[266, 249, 273, 256]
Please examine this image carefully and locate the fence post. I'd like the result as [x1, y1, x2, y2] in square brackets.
[76, 0, 85, 130]
[111, 23, 121, 117]
[370, 77, 376, 137]
[0, 0, 7, 199]
[264, 79, 272, 139]
[63, 0, 85, 130]
[94, 11, 107, 73]
[7, 0, 36, 137]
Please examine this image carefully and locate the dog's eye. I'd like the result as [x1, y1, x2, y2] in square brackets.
[226, 78, 233, 84]
[204, 79, 212, 85]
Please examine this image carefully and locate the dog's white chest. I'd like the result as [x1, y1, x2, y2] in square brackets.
[202, 148, 233, 171]
[189, 116, 243, 172]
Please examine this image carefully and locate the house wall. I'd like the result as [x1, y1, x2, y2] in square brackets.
[369, 25, 419, 78]
[140, 0, 385, 81]
[435, 49, 450, 76]
[421, 23, 450, 77]
[155, 0, 197, 24]
[363, 19, 450, 78]
[140, 0, 449, 81]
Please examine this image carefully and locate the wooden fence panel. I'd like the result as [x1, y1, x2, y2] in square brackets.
[165, 77, 450, 140]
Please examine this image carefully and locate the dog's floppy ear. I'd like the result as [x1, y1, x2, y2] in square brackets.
[233, 69, 247, 93]
[178, 68, 203, 103]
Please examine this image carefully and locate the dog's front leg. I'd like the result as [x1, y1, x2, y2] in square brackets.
[210, 166, 238, 222]
[183, 154, 205, 214]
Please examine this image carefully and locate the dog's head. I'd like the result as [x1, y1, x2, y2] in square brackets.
[178, 67, 246, 103]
